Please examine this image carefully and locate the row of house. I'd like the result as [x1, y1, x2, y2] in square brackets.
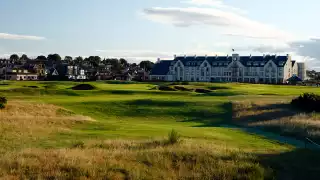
[0, 60, 149, 81]
[149, 54, 306, 84]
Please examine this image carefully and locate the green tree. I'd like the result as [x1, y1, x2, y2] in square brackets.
[87, 56, 101, 68]
[64, 56, 73, 64]
[119, 58, 128, 68]
[47, 54, 62, 65]
[139, 60, 154, 72]
[74, 56, 84, 67]
[10, 54, 19, 63]
[20, 54, 29, 61]
[36, 55, 47, 61]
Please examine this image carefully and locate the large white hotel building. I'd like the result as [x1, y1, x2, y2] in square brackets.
[150, 54, 306, 84]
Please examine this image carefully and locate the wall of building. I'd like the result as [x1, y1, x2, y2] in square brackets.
[297, 63, 306, 80]
[9, 74, 38, 81]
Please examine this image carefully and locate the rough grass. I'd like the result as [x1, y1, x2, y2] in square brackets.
[0, 101, 93, 152]
[233, 101, 320, 143]
[0, 140, 271, 180]
[2, 81, 320, 179]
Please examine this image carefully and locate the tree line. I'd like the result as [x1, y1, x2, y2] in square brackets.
[1, 53, 155, 72]
[307, 70, 320, 81]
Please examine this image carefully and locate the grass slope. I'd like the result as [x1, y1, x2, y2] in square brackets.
[1, 81, 320, 179]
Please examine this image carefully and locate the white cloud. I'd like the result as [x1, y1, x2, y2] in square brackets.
[142, 7, 295, 41]
[183, 0, 247, 14]
[0, 33, 45, 40]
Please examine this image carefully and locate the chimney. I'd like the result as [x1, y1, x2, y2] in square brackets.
[184, 54, 186, 59]
[174, 54, 176, 59]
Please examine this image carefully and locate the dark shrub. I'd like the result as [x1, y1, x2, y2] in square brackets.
[166, 129, 181, 145]
[173, 86, 192, 91]
[291, 93, 320, 112]
[71, 141, 85, 149]
[158, 85, 177, 91]
[169, 82, 189, 85]
[208, 85, 230, 90]
[0, 96, 7, 109]
[28, 86, 39, 88]
[195, 88, 212, 93]
[71, 84, 96, 90]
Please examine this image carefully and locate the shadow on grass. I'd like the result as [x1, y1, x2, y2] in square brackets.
[125, 99, 189, 107]
[68, 99, 233, 128]
[179, 102, 233, 127]
[195, 91, 243, 97]
[234, 103, 297, 123]
[257, 149, 320, 180]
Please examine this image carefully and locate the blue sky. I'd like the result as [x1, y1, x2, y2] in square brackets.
[1, 0, 320, 68]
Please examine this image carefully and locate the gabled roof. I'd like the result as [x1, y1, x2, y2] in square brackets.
[173, 55, 289, 67]
[287, 75, 302, 82]
[150, 60, 172, 75]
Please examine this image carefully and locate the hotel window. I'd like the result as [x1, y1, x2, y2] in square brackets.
[260, 67, 264, 71]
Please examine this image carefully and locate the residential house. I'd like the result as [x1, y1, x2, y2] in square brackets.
[133, 70, 149, 81]
[67, 65, 87, 80]
[6, 68, 38, 81]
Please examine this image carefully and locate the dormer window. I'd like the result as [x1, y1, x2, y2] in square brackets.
[224, 62, 228, 66]
[247, 62, 251, 66]
[219, 62, 222, 66]
[213, 62, 217, 66]
[204, 62, 207, 67]
[279, 61, 285, 66]
[187, 62, 190, 66]
[253, 62, 258, 66]
[261, 62, 265, 66]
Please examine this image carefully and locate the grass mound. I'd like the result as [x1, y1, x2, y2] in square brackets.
[71, 84, 96, 90]
[233, 101, 320, 144]
[173, 85, 193, 91]
[169, 82, 189, 85]
[291, 93, 320, 112]
[105, 80, 140, 84]
[158, 85, 177, 91]
[208, 85, 231, 90]
[0, 101, 93, 151]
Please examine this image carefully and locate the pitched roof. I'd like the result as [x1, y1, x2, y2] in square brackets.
[173, 55, 289, 67]
[150, 60, 172, 75]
